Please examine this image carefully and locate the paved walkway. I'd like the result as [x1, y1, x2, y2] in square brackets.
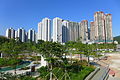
[100, 53, 120, 79]
[87, 58, 110, 80]
[108, 75, 120, 80]
[90, 66, 108, 80]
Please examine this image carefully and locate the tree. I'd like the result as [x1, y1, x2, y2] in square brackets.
[1, 39, 23, 74]
[0, 36, 9, 45]
[0, 36, 9, 58]
[65, 41, 76, 63]
[73, 41, 85, 62]
[83, 44, 96, 66]
[38, 41, 65, 80]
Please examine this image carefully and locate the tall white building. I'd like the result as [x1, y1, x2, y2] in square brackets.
[6, 28, 15, 39]
[53, 17, 62, 43]
[32, 29, 36, 42]
[18, 28, 22, 41]
[10, 28, 15, 39]
[18, 28, 26, 42]
[35, 33, 38, 43]
[6, 28, 11, 38]
[28, 28, 36, 42]
[15, 31, 18, 39]
[21, 28, 26, 42]
[42, 18, 51, 41]
[38, 22, 42, 40]
[62, 20, 69, 43]
[25, 32, 28, 42]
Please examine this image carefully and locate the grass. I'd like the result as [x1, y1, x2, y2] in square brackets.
[69, 66, 94, 80]
[38, 65, 95, 80]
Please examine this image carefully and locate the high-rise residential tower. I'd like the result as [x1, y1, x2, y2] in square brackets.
[18, 28, 22, 41]
[94, 11, 105, 42]
[10, 28, 15, 39]
[21, 28, 26, 42]
[41, 18, 51, 41]
[6, 28, 15, 39]
[25, 32, 28, 42]
[79, 20, 88, 42]
[68, 21, 79, 42]
[93, 11, 113, 43]
[90, 22, 95, 41]
[6, 28, 11, 38]
[105, 14, 113, 42]
[53, 17, 62, 43]
[15, 31, 18, 39]
[62, 20, 69, 43]
[18, 28, 26, 42]
[38, 22, 42, 40]
[28, 28, 36, 42]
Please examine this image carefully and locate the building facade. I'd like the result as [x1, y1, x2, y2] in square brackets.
[6, 28, 11, 38]
[79, 20, 88, 42]
[90, 22, 95, 41]
[28, 28, 36, 42]
[38, 22, 42, 40]
[62, 20, 69, 43]
[105, 14, 113, 42]
[6, 28, 15, 39]
[38, 18, 51, 41]
[53, 17, 62, 43]
[42, 18, 51, 41]
[94, 11, 105, 42]
[68, 21, 79, 42]
[93, 11, 113, 43]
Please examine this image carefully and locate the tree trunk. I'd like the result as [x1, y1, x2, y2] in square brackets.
[14, 66, 17, 75]
[87, 55, 90, 66]
[80, 54, 82, 63]
[70, 53, 72, 64]
[50, 63, 53, 80]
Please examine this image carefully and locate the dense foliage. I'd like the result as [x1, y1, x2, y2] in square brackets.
[0, 36, 117, 80]
[0, 58, 22, 67]
[37, 60, 94, 80]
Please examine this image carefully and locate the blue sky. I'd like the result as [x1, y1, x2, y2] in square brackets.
[0, 0, 120, 37]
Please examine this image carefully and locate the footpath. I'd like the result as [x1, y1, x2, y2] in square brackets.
[85, 58, 109, 80]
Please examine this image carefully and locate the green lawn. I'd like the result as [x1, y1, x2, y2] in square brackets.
[69, 66, 94, 80]
[38, 65, 95, 80]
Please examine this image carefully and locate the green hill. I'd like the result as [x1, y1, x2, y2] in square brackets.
[114, 36, 120, 44]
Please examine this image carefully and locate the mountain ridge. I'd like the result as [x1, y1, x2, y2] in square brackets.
[114, 35, 120, 44]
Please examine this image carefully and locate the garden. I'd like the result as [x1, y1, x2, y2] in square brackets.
[0, 36, 116, 80]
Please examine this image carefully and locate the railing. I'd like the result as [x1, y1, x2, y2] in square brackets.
[98, 66, 110, 80]
[85, 67, 100, 80]
[98, 60, 110, 80]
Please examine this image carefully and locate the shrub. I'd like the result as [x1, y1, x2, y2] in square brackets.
[0, 58, 22, 67]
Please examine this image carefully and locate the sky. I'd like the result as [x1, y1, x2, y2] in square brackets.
[0, 0, 120, 37]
